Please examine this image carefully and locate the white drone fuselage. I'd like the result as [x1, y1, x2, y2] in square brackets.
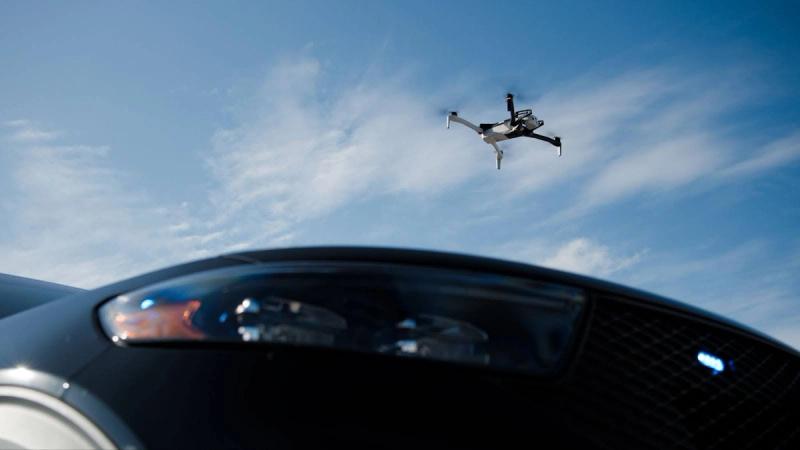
[480, 116, 543, 145]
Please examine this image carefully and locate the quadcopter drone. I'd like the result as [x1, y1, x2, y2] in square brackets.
[447, 93, 562, 169]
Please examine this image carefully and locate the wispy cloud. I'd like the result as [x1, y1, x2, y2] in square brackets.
[2, 119, 31, 128]
[205, 58, 487, 247]
[3, 119, 61, 143]
[488, 236, 645, 279]
[0, 142, 207, 287]
[491, 67, 798, 221]
[543, 237, 645, 278]
[573, 133, 725, 212]
[718, 131, 800, 179]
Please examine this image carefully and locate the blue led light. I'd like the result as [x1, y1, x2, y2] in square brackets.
[697, 351, 725, 374]
[139, 299, 155, 310]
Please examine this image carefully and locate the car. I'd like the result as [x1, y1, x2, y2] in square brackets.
[1, 247, 798, 449]
[0, 273, 83, 320]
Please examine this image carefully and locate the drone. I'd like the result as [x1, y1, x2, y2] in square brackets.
[447, 93, 562, 169]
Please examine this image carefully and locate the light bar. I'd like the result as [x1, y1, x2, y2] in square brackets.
[697, 351, 725, 374]
[99, 262, 585, 374]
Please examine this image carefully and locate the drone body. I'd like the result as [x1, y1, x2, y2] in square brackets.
[447, 93, 562, 169]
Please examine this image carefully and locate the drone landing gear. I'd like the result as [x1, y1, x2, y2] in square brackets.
[490, 142, 503, 170]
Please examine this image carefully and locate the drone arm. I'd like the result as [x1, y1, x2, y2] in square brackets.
[447, 113, 483, 134]
[525, 132, 562, 156]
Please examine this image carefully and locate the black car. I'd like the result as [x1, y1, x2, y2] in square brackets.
[1, 247, 798, 449]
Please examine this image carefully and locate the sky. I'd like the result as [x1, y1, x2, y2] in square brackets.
[1, 1, 799, 347]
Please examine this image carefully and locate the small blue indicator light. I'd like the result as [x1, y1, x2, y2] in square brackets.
[140, 299, 155, 310]
[697, 351, 725, 374]
[218, 312, 229, 323]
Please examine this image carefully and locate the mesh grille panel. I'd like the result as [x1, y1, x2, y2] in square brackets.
[563, 297, 800, 449]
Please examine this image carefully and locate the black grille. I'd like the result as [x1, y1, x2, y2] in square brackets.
[563, 296, 800, 449]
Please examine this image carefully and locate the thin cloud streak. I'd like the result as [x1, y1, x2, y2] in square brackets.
[3, 119, 61, 143]
[487, 236, 645, 279]
[718, 131, 800, 179]
[543, 237, 645, 278]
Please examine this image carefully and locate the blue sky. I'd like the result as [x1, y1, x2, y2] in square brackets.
[1, 1, 799, 347]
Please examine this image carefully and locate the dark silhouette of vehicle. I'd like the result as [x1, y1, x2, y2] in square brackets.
[1, 247, 797, 449]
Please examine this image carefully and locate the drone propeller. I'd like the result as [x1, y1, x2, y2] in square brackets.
[498, 81, 539, 101]
[436, 91, 472, 114]
[436, 106, 455, 116]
